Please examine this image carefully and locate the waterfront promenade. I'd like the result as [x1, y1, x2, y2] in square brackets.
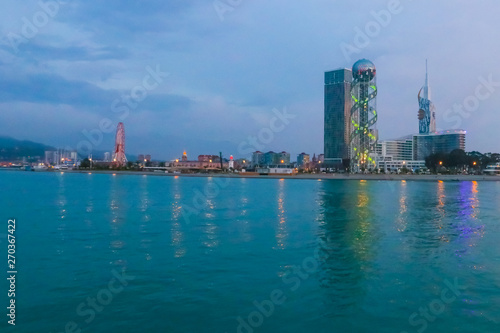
[13, 168, 500, 181]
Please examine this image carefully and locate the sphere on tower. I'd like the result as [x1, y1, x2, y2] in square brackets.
[352, 59, 376, 82]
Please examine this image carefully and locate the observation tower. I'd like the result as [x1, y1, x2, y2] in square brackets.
[418, 60, 436, 134]
[350, 59, 378, 171]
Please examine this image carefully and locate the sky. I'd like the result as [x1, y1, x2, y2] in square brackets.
[1, 0, 500, 160]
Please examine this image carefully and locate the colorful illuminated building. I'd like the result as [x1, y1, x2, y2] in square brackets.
[418, 60, 436, 134]
[350, 59, 378, 171]
[112, 122, 127, 166]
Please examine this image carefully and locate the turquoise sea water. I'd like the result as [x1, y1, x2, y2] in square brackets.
[1, 171, 500, 332]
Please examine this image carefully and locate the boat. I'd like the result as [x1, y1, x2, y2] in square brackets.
[33, 163, 48, 171]
[484, 163, 500, 175]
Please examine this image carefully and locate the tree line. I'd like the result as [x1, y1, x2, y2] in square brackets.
[425, 149, 500, 172]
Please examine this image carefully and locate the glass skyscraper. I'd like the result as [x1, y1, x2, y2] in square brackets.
[413, 130, 466, 160]
[324, 69, 352, 167]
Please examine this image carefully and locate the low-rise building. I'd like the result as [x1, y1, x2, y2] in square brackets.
[254, 151, 291, 167]
[297, 153, 310, 167]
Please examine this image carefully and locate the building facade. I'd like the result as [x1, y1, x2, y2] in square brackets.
[44, 150, 78, 166]
[376, 138, 414, 161]
[297, 153, 310, 167]
[413, 130, 466, 160]
[252, 151, 265, 167]
[324, 69, 352, 167]
[253, 151, 290, 167]
[350, 59, 378, 171]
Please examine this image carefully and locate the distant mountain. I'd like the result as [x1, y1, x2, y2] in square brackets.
[0, 136, 55, 161]
[0, 136, 138, 162]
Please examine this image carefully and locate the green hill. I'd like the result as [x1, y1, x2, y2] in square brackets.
[0, 136, 55, 161]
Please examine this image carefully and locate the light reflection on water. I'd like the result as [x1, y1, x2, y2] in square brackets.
[275, 178, 288, 250]
[397, 180, 408, 232]
[4, 171, 500, 333]
[170, 175, 185, 258]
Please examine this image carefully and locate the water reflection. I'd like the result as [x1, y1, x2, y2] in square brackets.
[109, 175, 121, 224]
[57, 172, 67, 221]
[455, 181, 484, 257]
[316, 181, 377, 316]
[437, 180, 446, 220]
[201, 178, 219, 251]
[170, 176, 186, 258]
[396, 180, 408, 232]
[402, 181, 452, 260]
[108, 175, 128, 268]
[138, 176, 152, 261]
[352, 181, 373, 262]
[227, 178, 252, 243]
[55, 173, 68, 254]
[275, 179, 288, 250]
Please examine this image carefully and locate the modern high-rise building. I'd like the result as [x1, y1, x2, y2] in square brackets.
[324, 68, 352, 167]
[413, 130, 466, 160]
[350, 59, 378, 171]
[413, 61, 466, 160]
[418, 60, 436, 134]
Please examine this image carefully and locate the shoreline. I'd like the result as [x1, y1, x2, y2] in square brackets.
[5, 168, 500, 181]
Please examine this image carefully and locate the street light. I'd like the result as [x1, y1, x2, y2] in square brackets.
[439, 161, 443, 165]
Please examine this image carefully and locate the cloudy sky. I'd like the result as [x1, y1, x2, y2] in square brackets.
[1, 0, 499, 160]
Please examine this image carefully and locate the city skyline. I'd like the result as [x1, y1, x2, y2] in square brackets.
[1, 1, 499, 160]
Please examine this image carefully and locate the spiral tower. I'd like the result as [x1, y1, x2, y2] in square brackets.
[350, 59, 378, 172]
